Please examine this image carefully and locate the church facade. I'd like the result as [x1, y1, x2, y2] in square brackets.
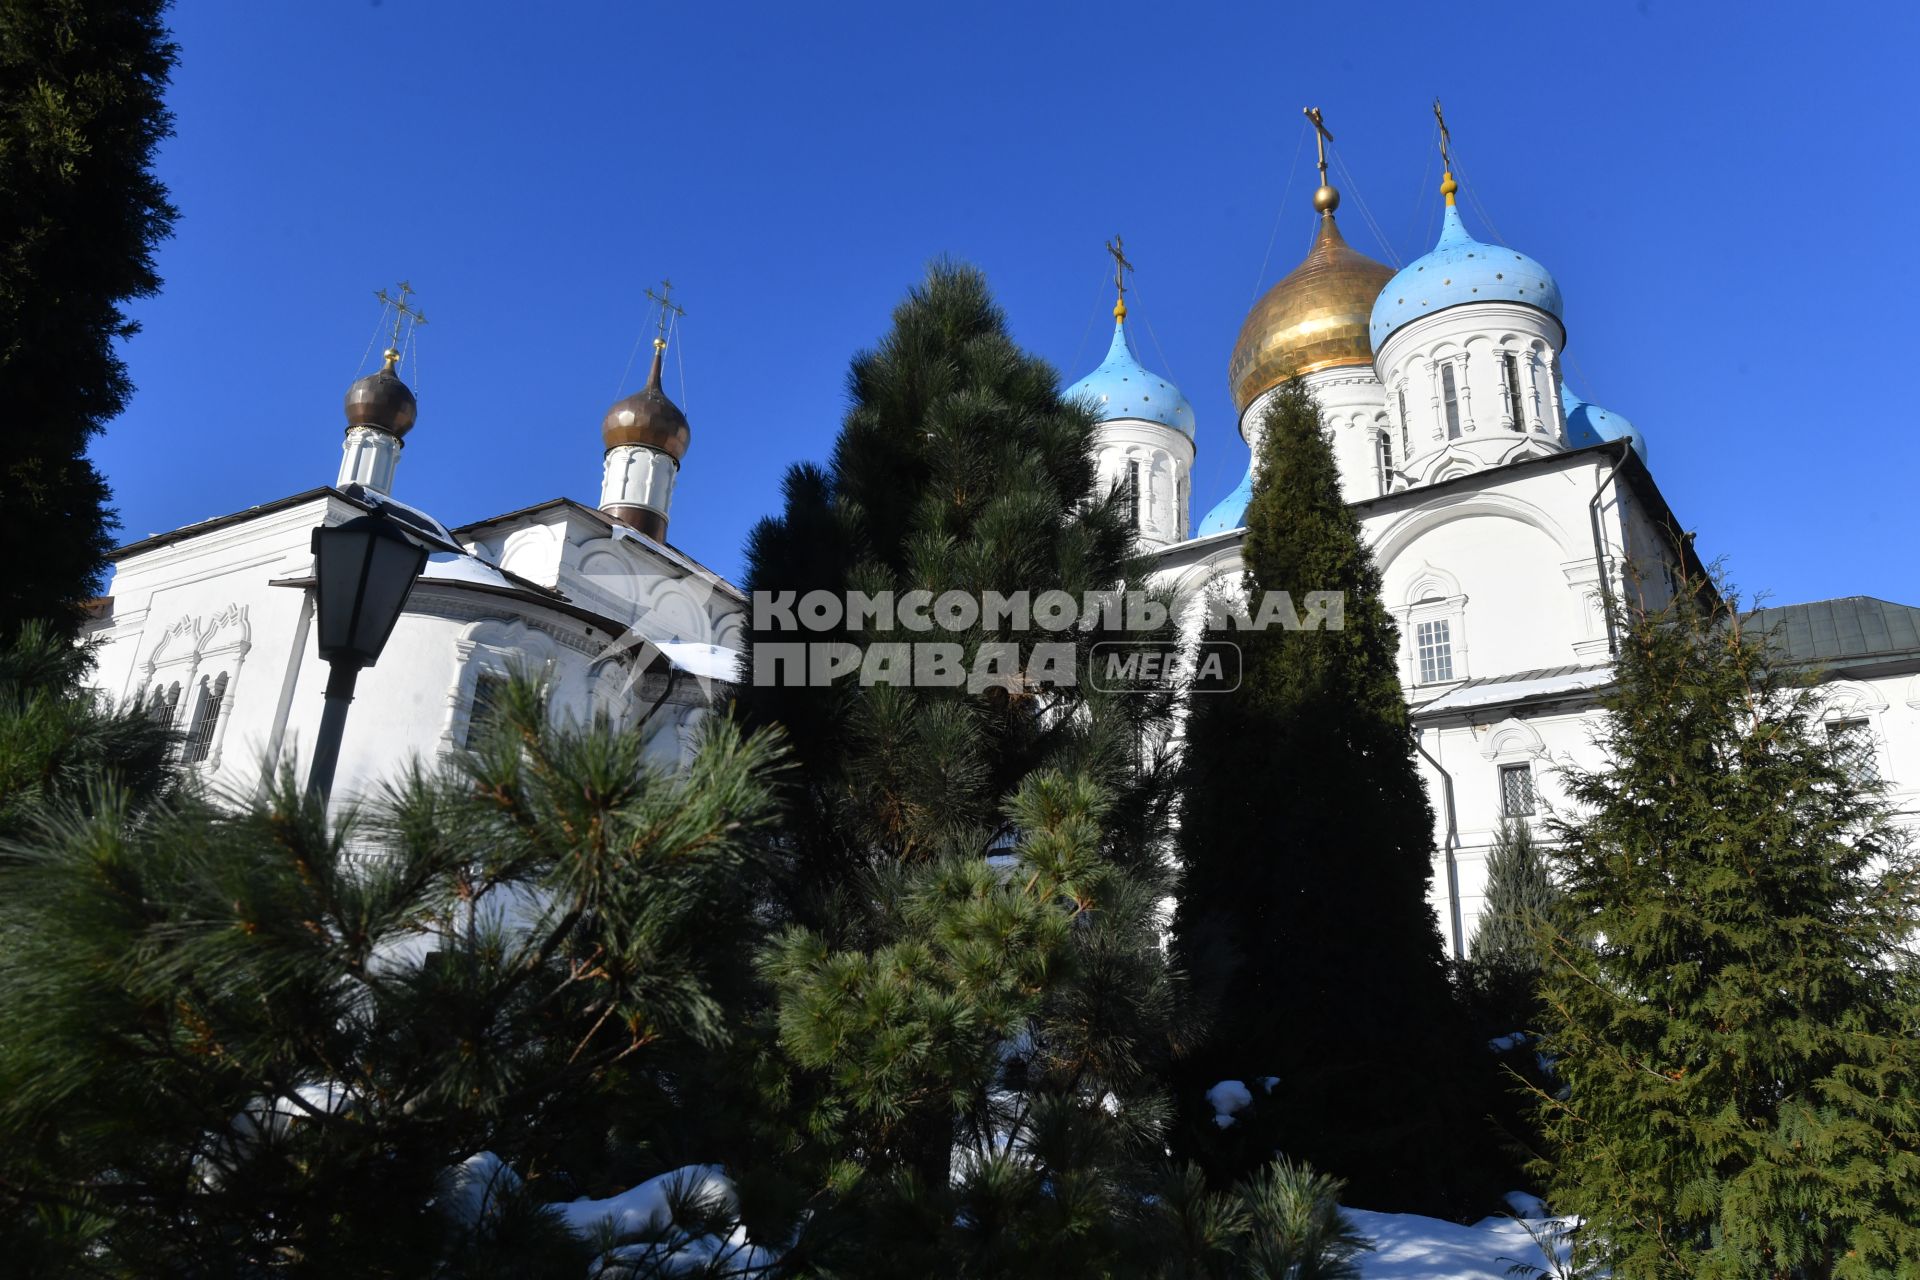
[84, 135, 1920, 955]
[1063, 137, 1920, 955]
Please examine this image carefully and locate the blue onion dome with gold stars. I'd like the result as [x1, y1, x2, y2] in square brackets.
[1562, 383, 1647, 459]
[1369, 179, 1563, 349]
[1062, 309, 1195, 437]
[1197, 462, 1255, 536]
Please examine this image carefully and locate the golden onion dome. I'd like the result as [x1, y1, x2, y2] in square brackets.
[602, 343, 690, 461]
[345, 348, 418, 438]
[1227, 195, 1394, 415]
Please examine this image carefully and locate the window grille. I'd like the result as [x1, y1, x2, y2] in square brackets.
[1397, 389, 1411, 457]
[464, 672, 509, 749]
[1415, 618, 1453, 683]
[1126, 460, 1142, 531]
[181, 672, 228, 765]
[1827, 718, 1880, 784]
[1441, 363, 1462, 439]
[1376, 431, 1393, 493]
[1503, 352, 1527, 431]
[1499, 763, 1535, 817]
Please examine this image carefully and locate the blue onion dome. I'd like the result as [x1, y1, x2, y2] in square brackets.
[1062, 313, 1195, 437]
[1561, 383, 1647, 460]
[1196, 463, 1254, 536]
[1369, 188, 1563, 350]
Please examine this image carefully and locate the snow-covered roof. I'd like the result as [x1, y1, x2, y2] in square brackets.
[1414, 663, 1612, 715]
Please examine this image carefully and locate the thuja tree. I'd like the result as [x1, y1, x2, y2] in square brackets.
[737, 264, 1189, 1273]
[1171, 377, 1503, 1217]
[0, 676, 786, 1277]
[1535, 582, 1920, 1277]
[0, 0, 178, 639]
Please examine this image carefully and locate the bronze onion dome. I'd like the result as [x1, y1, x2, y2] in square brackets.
[345, 348, 418, 438]
[602, 344, 690, 461]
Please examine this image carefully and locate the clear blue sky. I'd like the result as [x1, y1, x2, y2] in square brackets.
[98, 0, 1917, 607]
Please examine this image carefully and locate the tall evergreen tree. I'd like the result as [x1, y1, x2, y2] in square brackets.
[1534, 581, 1920, 1277]
[737, 264, 1189, 1273]
[1171, 377, 1501, 1217]
[0, 0, 177, 639]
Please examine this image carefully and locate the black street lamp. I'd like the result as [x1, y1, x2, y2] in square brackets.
[306, 512, 430, 803]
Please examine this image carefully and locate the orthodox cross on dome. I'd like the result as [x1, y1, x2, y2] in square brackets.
[1302, 106, 1340, 213]
[372, 281, 427, 372]
[1432, 97, 1458, 204]
[1105, 235, 1133, 321]
[643, 279, 686, 353]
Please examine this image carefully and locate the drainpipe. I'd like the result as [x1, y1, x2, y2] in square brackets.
[1414, 725, 1466, 958]
[1586, 441, 1631, 658]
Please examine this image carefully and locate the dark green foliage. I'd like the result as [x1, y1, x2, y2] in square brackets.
[1535, 581, 1920, 1277]
[736, 264, 1190, 1273]
[1145, 1158, 1372, 1279]
[740, 260, 1175, 912]
[0, 0, 177, 639]
[0, 673, 786, 1275]
[1470, 817, 1554, 973]
[1172, 377, 1503, 1216]
[0, 618, 174, 841]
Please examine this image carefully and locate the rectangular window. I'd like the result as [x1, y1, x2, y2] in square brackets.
[1503, 352, 1527, 431]
[1376, 431, 1393, 494]
[1499, 763, 1536, 817]
[181, 672, 228, 765]
[1397, 389, 1411, 457]
[463, 672, 509, 749]
[1827, 719, 1880, 785]
[1125, 460, 1142, 531]
[1441, 363, 1462, 439]
[1415, 618, 1454, 684]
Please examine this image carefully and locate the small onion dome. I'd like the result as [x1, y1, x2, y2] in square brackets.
[1561, 384, 1647, 460]
[345, 349, 418, 438]
[1196, 463, 1255, 537]
[602, 345, 690, 461]
[1061, 315, 1195, 436]
[1369, 200, 1563, 350]
[1228, 198, 1395, 414]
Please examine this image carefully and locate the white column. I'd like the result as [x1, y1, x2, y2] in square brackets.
[338, 426, 403, 493]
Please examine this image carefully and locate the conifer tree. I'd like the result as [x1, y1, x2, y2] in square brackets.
[1469, 817, 1553, 973]
[0, 0, 178, 639]
[0, 675, 786, 1276]
[737, 264, 1189, 1271]
[1171, 377, 1501, 1217]
[1535, 582, 1920, 1277]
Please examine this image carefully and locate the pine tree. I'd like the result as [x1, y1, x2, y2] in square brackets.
[0, 620, 175, 842]
[0, 674, 787, 1275]
[0, 0, 178, 640]
[737, 263, 1189, 1273]
[1534, 581, 1920, 1278]
[1171, 377, 1502, 1217]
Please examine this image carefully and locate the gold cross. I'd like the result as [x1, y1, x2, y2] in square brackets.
[1105, 236, 1133, 300]
[373, 282, 427, 365]
[1304, 106, 1334, 185]
[643, 279, 687, 351]
[1432, 98, 1454, 174]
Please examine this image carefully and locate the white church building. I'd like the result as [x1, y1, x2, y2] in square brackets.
[84, 134, 1920, 954]
[1062, 144, 1920, 955]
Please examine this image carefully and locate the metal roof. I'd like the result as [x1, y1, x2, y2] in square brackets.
[1744, 597, 1920, 666]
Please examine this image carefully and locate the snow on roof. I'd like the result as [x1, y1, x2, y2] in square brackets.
[655, 641, 742, 682]
[421, 552, 524, 591]
[1414, 664, 1612, 715]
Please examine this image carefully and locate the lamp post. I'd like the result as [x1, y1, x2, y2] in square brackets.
[306, 512, 429, 804]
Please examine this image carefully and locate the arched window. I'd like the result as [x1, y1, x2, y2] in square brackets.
[151, 680, 182, 726]
[1502, 352, 1526, 431]
[181, 672, 228, 765]
[1125, 459, 1142, 531]
[1441, 363, 1462, 439]
[1375, 430, 1393, 495]
[1396, 388, 1411, 457]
